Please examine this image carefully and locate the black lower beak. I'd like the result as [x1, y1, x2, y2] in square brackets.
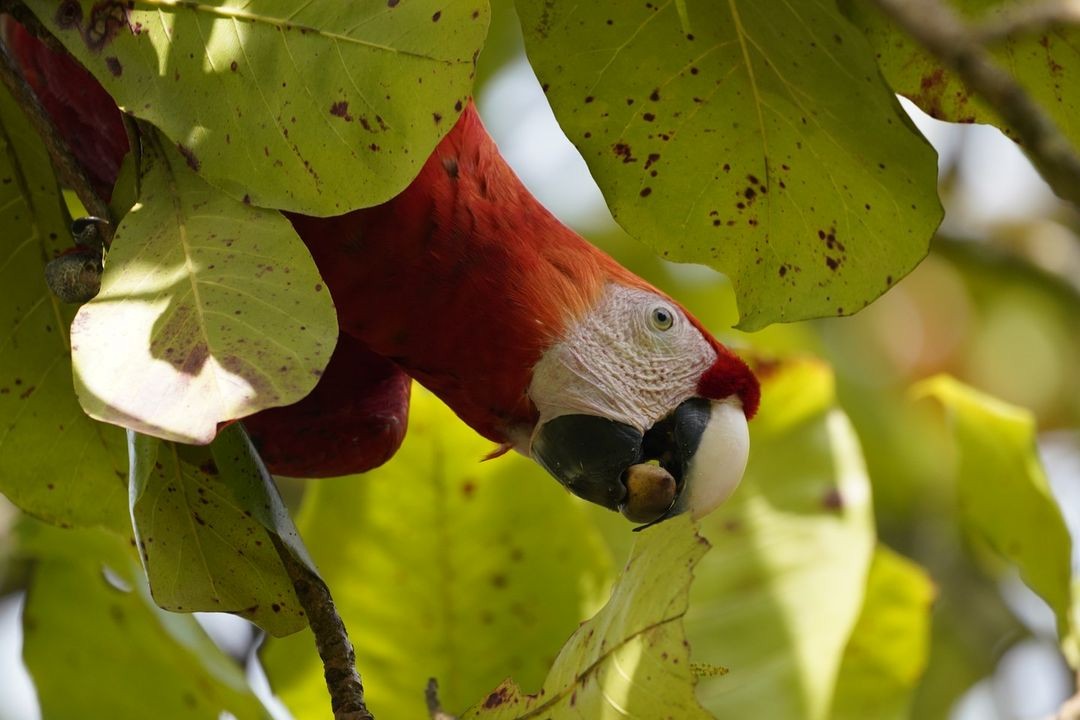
[530, 398, 715, 520]
[530, 415, 643, 510]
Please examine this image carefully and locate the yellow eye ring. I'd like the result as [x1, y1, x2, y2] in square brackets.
[650, 306, 674, 331]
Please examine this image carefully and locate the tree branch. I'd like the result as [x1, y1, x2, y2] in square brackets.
[870, 0, 1080, 208]
[270, 535, 375, 720]
[425, 679, 459, 720]
[0, 5, 113, 226]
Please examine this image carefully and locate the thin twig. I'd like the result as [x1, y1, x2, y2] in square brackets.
[871, 0, 1080, 208]
[270, 535, 375, 720]
[0, 12, 113, 226]
[974, 0, 1080, 44]
[425, 679, 459, 720]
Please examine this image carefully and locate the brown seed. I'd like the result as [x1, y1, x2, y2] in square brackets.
[620, 463, 676, 523]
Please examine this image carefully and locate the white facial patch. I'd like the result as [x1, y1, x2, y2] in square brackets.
[528, 283, 716, 436]
[676, 399, 749, 519]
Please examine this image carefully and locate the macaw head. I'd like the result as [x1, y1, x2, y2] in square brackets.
[527, 278, 759, 525]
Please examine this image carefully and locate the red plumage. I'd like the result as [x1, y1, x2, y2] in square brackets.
[6, 21, 757, 488]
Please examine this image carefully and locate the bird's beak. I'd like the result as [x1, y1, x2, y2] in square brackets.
[529, 398, 749, 524]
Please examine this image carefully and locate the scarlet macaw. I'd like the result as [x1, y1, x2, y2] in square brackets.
[6, 20, 759, 524]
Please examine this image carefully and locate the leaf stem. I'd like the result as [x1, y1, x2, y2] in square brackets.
[425, 679, 459, 720]
[0, 4, 113, 226]
[269, 534, 375, 720]
[869, 0, 1080, 208]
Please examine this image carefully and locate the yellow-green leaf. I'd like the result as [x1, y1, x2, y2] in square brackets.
[0, 75, 127, 533]
[914, 375, 1079, 666]
[829, 546, 935, 720]
[128, 426, 307, 636]
[25, 0, 489, 215]
[516, 0, 942, 329]
[261, 387, 613, 718]
[688, 359, 876, 719]
[72, 129, 337, 444]
[462, 515, 712, 720]
[20, 521, 271, 719]
[841, 0, 1080, 148]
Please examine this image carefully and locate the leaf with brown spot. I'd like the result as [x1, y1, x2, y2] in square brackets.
[72, 128, 337, 444]
[0, 75, 128, 533]
[25, 0, 490, 215]
[841, 0, 1080, 152]
[462, 515, 712, 719]
[516, 0, 942, 329]
[128, 424, 316, 636]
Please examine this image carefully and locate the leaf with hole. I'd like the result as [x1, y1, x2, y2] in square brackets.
[516, 0, 942, 329]
[26, 0, 490, 215]
[71, 128, 337, 444]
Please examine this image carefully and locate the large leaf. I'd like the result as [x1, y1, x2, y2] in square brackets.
[128, 425, 311, 636]
[841, 0, 1080, 148]
[829, 546, 935, 720]
[26, 0, 490, 215]
[262, 387, 613, 719]
[462, 515, 712, 719]
[19, 520, 271, 720]
[915, 375, 1079, 666]
[72, 128, 337, 444]
[688, 359, 876, 719]
[0, 77, 128, 532]
[516, 0, 942, 330]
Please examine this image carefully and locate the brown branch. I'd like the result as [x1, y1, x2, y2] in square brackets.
[270, 535, 375, 720]
[425, 679, 459, 720]
[871, 0, 1080, 208]
[973, 0, 1080, 44]
[0, 4, 113, 226]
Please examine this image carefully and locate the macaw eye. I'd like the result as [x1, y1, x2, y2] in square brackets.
[649, 306, 674, 331]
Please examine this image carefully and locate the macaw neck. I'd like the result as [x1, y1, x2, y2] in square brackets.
[292, 103, 624, 446]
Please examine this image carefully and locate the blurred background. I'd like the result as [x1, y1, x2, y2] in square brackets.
[2, 2, 1079, 718]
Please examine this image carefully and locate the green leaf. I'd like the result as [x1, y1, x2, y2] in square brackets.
[262, 387, 613, 719]
[462, 515, 712, 720]
[128, 425, 308, 636]
[26, 0, 490, 215]
[840, 0, 1080, 147]
[515, 0, 942, 329]
[20, 521, 271, 720]
[914, 375, 1079, 666]
[72, 128, 337, 444]
[0, 76, 128, 532]
[688, 359, 876, 719]
[829, 546, 935, 720]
